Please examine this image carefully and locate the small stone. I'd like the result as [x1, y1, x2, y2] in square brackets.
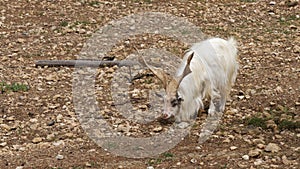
[269, 1, 276, 5]
[45, 74, 58, 81]
[117, 124, 130, 132]
[242, 155, 250, 160]
[282, 155, 291, 165]
[56, 114, 63, 122]
[6, 116, 15, 121]
[46, 133, 55, 141]
[153, 126, 163, 132]
[254, 159, 264, 166]
[249, 148, 262, 157]
[295, 102, 300, 106]
[0, 142, 7, 147]
[223, 138, 231, 143]
[29, 118, 38, 123]
[257, 144, 265, 149]
[1, 124, 11, 130]
[56, 154, 64, 160]
[32, 137, 43, 143]
[107, 67, 115, 73]
[53, 94, 62, 100]
[47, 120, 55, 126]
[238, 95, 245, 100]
[270, 102, 276, 106]
[253, 139, 265, 144]
[230, 146, 238, 150]
[266, 120, 278, 131]
[64, 132, 74, 138]
[176, 162, 181, 165]
[265, 143, 281, 153]
[274, 86, 283, 93]
[297, 134, 300, 138]
[17, 38, 25, 43]
[53, 140, 64, 146]
[16, 166, 24, 169]
[190, 158, 197, 163]
[147, 166, 154, 169]
[290, 25, 297, 30]
[85, 162, 92, 167]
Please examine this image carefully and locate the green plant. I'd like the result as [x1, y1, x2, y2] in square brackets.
[278, 120, 300, 131]
[246, 117, 267, 129]
[0, 82, 29, 93]
[147, 158, 163, 165]
[163, 152, 174, 158]
[89, 1, 101, 6]
[74, 20, 90, 26]
[60, 21, 68, 27]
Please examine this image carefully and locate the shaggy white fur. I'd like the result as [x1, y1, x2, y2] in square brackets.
[175, 37, 238, 122]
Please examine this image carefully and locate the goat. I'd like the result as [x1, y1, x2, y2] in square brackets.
[142, 37, 238, 124]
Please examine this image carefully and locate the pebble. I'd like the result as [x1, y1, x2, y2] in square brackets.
[190, 158, 197, 163]
[32, 137, 43, 143]
[1, 124, 11, 130]
[254, 159, 264, 166]
[248, 149, 262, 157]
[265, 143, 281, 153]
[47, 120, 55, 126]
[16, 166, 24, 169]
[85, 162, 92, 167]
[282, 155, 291, 165]
[56, 114, 63, 122]
[147, 166, 154, 169]
[153, 126, 163, 132]
[56, 154, 64, 160]
[0, 142, 7, 147]
[253, 139, 265, 144]
[242, 155, 249, 160]
[46, 133, 55, 141]
[257, 144, 265, 149]
[53, 140, 64, 146]
[230, 146, 238, 150]
[6, 116, 15, 121]
[223, 138, 231, 143]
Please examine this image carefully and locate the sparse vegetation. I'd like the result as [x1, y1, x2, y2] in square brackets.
[59, 21, 68, 27]
[246, 113, 300, 131]
[0, 82, 29, 93]
[278, 120, 300, 131]
[246, 117, 267, 129]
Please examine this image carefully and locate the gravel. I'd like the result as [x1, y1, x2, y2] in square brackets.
[0, 0, 299, 168]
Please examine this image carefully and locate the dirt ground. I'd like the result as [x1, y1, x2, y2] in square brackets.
[0, 0, 299, 168]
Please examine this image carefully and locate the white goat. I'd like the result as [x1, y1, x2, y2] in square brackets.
[142, 37, 238, 123]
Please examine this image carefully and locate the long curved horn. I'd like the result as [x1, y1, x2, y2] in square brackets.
[140, 56, 170, 89]
[176, 52, 194, 86]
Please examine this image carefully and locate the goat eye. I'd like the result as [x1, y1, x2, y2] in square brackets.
[171, 99, 178, 107]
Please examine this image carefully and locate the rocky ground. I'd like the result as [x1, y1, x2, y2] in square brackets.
[0, 0, 299, 168]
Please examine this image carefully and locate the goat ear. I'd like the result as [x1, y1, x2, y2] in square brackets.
[177, 52, 194, 85]
[140, 56, 170, 89]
